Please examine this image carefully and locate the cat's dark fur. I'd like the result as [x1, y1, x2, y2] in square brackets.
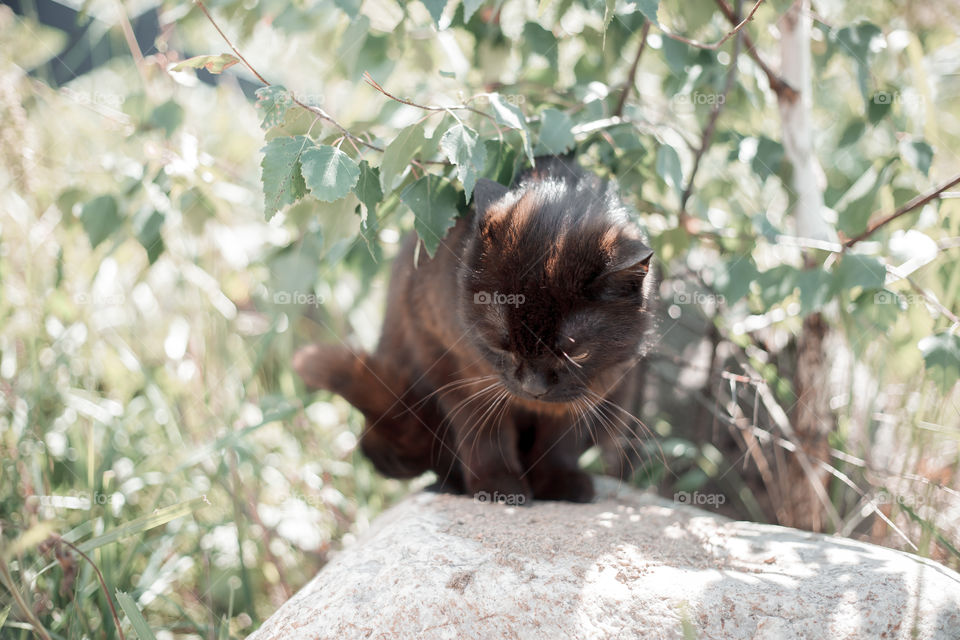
[294, 156, 656, 503]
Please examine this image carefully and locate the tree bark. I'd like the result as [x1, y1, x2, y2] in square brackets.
[777, 0, 834, 531]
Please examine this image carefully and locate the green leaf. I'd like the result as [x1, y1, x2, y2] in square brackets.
[483, 139, 520, 185]
[835, 22, 882, 63]
[170, 54, 239, 74]
[355, 161, 383, 216]
[333, 0, 361, 18]
[463, 0, 486, 22]
[867, 92, 892, 123]
[900, 140, 933, 176]
[712, 256, 758, 305]
[116, 591, 157, 640]
[919, 333, 960, 393]
[301, 144, 361, 202]
[793, 268, 834, 315]
[148, 100, 184, 137]
[838, 162, 894, 236]
[536, 108, 575, 155]
[756, 265, 799, 308]
[0, 605, 11, 629]
[401, 174, 462, 257]
[81, 195, 122, 249]
[833, 255, 886, 293]
[838, 120, 866, 147]
[355, 203, 381, 260]
[337, 16, 370, 77]
[380, 123, 427, 193]
[440, 123, 487, 201]
[523, 23, 558, 66]
[78, 498, 205, 553]
[180, 187, 216, 233]
[636, 0, 660, 26]
[260, 136, 309, 220]
[656, 144, 683, 199]
[662, 37, 689, 74]
[134, 209, 165, 264]
[488, 94, 534, 161]
[833, 22, 883, 100]
[255, 85, 294, 130]
[851, 288, 901, 333]
[421, 0, 448, 25]
[751, 137, 784, 182]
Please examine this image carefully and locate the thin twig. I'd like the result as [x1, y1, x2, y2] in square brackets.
[363, 72, 501, 134]
[0, 558, 54, 640]
[614, 21, 651, 118]
[52, 536, 127, 640]
[114, 0, 149, 88]
[713, 0, 798, 101]
[904, 274, 960, 325]
[679, 0, 744, 216]
[732, 353, 844, 530]
[659, 0, 766, 51]
[193, 0, 384, 153]
[843, 172, 960, 248]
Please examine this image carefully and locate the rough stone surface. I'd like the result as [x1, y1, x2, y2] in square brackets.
[249, 479, 960, 639]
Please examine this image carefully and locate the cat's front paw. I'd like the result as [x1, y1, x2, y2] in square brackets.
[531, 468, 595, 503]
[467, 473, 532, 507]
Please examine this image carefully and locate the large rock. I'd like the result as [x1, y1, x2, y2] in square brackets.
[250, 479, 960, 639]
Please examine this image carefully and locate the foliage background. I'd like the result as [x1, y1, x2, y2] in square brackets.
[1, 0, 959, 637]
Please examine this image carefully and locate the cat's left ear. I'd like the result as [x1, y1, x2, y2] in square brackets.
[598, 238, 653, 300]
[605, 237, 654, 275]
[473, 178, 510, 218]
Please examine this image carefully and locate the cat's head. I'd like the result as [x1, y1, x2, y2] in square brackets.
[459, 173, 655, 404]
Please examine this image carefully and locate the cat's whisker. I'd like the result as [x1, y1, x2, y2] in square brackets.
[587, 389, 667, 473]
[399, 374, 499, 416]
[561, 351, 584, 370]
[591, 398, 643, 480]
[450, 383, 502, 436]
[439, 382, 504, 488]
[465, 388, 509, 469]
[446, 381, 503, 428]
[487, 389, 514, 470]
[578, 395, 632, 486]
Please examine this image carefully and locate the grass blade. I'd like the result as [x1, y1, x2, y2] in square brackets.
[77, 498, 206, 553]
[116, 591, 157, 640]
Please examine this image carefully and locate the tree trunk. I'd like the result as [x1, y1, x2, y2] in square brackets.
[777, 0, 834, 531]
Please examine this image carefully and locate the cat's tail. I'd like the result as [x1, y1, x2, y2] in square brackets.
[293, 343, 397, 420]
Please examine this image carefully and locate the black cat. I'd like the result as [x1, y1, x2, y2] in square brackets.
[295, 156, 656, 503]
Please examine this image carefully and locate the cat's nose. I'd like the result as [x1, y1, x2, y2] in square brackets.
[519, 370, 550, 398]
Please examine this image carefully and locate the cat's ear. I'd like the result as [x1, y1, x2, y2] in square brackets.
[597, 237, 653, 300]
[473, 178, 510, 218]
[604, 237, 654, 275]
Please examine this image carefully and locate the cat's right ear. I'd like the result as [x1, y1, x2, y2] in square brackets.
[473, 178, 509, 219]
